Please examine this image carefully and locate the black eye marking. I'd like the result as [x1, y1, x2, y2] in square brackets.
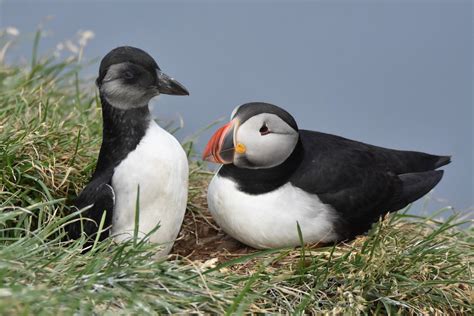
[123, 71, 134, 79]
[259, 123, 270, 135]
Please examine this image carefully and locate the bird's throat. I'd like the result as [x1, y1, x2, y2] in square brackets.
[219, 139, 304, 195]
[93, 97, 151, 174]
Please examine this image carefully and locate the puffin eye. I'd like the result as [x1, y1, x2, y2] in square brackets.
[259, 123, 270, 136]
[123, 71, 134, 79]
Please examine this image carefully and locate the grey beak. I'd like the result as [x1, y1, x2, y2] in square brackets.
[156, 70, 189, 96]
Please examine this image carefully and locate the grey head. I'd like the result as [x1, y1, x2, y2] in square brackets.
[96, 46, 189, 110]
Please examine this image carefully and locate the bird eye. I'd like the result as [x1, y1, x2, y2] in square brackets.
[259, 123, 270, 135]
[123, 71, 134, 79]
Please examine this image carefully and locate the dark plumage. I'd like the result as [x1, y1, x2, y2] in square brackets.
[97, 46, 159, 84]
[289, 131, 448, 239]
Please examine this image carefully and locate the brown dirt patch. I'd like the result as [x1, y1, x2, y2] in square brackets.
[171, 167, 256, 262]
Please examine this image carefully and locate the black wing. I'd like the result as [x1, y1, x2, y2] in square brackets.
[292, 130, 449, 239]
[66, 171, 115, 242]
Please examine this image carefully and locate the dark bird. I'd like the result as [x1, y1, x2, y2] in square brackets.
[68, 46, 189, 256]
[202, 102, 450, 249]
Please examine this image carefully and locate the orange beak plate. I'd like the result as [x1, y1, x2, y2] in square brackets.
[202, 120, 237, 164]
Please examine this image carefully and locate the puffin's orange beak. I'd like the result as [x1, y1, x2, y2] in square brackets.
[202, 119, 238, 164]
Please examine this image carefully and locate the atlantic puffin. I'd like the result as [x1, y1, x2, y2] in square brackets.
[202, 102, 450, 249]
[68, 46, 189, 256]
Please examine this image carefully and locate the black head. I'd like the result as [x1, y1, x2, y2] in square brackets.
[97, 46, 189, 110]
[203, 102, 300, 169]
[230, 102, 298, 130]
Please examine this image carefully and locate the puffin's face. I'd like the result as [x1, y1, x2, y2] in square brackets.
[203, 103, 299, 169]
[96, 46, 189, 110]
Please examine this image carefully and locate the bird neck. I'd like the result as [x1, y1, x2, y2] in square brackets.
[93, 96, 152, 176]
[218, 138, 304, 194]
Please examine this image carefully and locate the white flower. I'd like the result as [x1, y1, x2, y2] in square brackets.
[64, 40, 79, 54]
[78, 30, 95, 46]
[53, 43, 65, 58]
[5, 27, 19, 36]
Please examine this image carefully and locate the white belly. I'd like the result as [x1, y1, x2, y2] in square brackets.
[207, 174, 338, 249]
[111, 121, 188, 256]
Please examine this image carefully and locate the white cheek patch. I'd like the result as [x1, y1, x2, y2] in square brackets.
[243, 133, 297, 168]
[102, 80, 152, 110]
[100, 63, 156, 110]
[236, 113, 299, 169]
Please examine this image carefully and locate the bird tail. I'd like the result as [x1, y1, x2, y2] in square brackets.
[433, 155, 451, 169]
[373, 147, 451, 174]
[388, 170, 444, 212]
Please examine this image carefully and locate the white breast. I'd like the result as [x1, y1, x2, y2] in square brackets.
[207, 174, 338, 249]
[111, 120, 188, 256]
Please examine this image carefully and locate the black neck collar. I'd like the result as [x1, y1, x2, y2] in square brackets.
[218, 138, 304, 194]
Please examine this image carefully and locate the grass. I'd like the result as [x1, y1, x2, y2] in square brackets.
[0, 32, 472, 314]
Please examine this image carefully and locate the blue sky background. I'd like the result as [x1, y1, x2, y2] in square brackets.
[1, 0, 472, 214]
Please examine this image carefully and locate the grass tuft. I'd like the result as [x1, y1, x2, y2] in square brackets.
[0, 32, 472, 314]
